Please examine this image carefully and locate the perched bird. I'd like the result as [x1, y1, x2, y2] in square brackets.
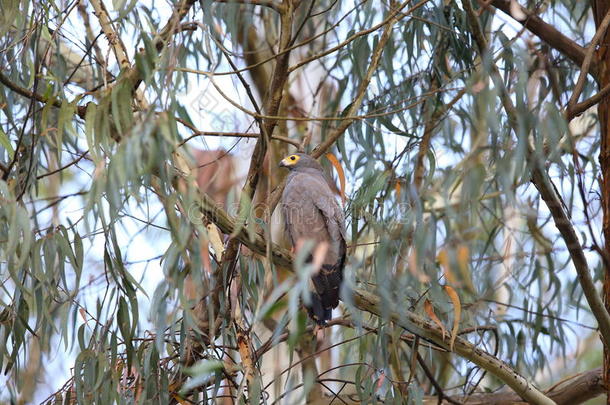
[279, 153, 346, 325]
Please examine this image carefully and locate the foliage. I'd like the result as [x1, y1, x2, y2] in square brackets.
[0, 0, 605, 403]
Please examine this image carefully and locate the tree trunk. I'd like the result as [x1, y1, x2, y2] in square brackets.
[593, 0, 610, 401]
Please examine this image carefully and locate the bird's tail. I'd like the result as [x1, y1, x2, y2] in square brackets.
[306, 292, 332, 326]
[306, 263, 343, 325]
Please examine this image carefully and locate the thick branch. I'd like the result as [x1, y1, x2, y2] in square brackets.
[530, 165, 610, 345]
[451, 367, 602, 404]
[238, 1, 294, 201]
[194, 188, 292, 267]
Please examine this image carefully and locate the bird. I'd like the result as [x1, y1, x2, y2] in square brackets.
[279, 152, 346, 325]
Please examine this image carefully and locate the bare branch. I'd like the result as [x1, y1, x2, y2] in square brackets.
[90, 0, 131, 70]
[36, 150, 89, 179]
[173, 118, 300, 148]
[568, 81, 610, 118]
[288, 0, 432, 74]
[310, 1, 403, 158]
[565, 7, 610, 120]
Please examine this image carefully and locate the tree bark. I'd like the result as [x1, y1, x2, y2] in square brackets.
[593, 0, 610, 401]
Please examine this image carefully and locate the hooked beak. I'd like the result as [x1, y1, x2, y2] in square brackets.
[279, 159, 288, 168]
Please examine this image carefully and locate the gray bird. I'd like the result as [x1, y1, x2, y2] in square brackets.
[279, 153, 346, 325]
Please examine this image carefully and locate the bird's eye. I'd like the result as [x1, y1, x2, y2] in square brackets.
[290, 156, 296, 160]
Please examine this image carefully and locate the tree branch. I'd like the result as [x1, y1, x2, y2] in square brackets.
[0, 71, 87, 119]
[353, 289, 556, 405]
[90, 0, 131, 70]
[487, 0, 592, 75]
[565, 7, 610, 120]
[214, 0, 281, 13]
[90, 0, 198, 100]
[287, 0, 431, 74]
[568, 80, 610, 118]
[310, 1, 405, 158]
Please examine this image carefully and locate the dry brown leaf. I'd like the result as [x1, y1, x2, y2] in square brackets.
[199, 237, 212, 274]
[408, 250, 430, 282]
[326, 152, 346, 206]
[444, 285, 461, 351]
[172, 394, 190, 405]
[457, 244, 469, 273]
[456, 244, 476, 292]
[78, 308, 87, 323]
[424, 299, 446, 340]
[437, 248, 456, 284]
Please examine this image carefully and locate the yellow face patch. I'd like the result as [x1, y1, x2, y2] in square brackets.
[280, 154, 300, 167]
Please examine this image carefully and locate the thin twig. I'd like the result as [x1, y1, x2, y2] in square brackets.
[36, 150, 89, 179]
[567, 81, 610, 120]
[565, 7, 610, 119]
[214, 0, 281, 12]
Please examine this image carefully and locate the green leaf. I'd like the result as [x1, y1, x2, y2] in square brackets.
[0, 127, 14, 158]
[180, 359, 224, 393]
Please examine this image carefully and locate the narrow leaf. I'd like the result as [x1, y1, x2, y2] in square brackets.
[326, 152, 346, 206]
[444, 285, 461, 351]
[424, 299, 445, 340]
[0, 127, 14, 158]
[437, 248, 456, 285]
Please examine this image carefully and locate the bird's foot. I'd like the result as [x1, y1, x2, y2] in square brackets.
[313, 323, 326, 341]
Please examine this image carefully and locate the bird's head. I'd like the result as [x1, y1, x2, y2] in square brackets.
[278, 153, 320, 170]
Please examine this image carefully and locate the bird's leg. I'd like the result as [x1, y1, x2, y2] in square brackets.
[313, 323, 326, 341]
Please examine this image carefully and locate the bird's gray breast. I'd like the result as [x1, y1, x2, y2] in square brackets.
[281, 170, 344, 266]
